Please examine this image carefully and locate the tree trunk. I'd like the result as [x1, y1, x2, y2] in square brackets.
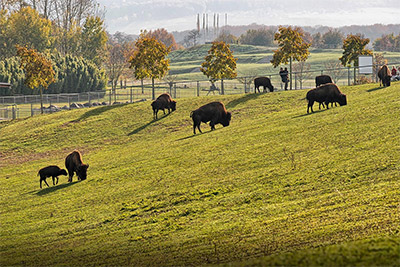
[40, 87, 44, 114]
[152, 77, 155, 100]
[289, 57, 293, 90]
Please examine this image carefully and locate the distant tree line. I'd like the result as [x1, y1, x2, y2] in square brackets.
[373, 33, 400, 52]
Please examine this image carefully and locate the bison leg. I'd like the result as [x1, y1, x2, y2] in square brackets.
[41, 178, 50, 188]
[307, 101, 314, 113]
[52, 176, 59, 185]
[68, 172, 73, 183]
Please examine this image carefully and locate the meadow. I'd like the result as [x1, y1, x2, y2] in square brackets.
[0, 80, 399, 266]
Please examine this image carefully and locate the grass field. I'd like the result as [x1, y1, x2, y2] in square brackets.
[1, 81, 399, 266]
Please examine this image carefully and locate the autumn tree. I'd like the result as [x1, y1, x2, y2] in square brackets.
[16, 45, 55, 113]
[1, 7, 53, 59]
[271, 26, 311, 90]
[340, 34, 372, 67]
[322, 29, 343, 49]
[340, 34, 372, 82]
[200, 41, 237, 95]
[129, 32, 170, 100]
[80, 16, 108, 67]
[147, 28, 180, 51]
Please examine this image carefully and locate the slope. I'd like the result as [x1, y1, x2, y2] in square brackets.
[0, 82, 399, 266]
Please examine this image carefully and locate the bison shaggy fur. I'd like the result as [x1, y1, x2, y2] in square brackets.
[315, 75, 333, 87]
[306, 83, 347, 113]
[151, 93, 177, 119]
[190, 101, 231, 134]
[38, 165, 67, 188]
[65, 150, 89, 182]
[378, 65, 391, 87]
[254, 77, 274, 93]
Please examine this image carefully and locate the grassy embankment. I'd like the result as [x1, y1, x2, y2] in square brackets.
[1, 81, 399, 266]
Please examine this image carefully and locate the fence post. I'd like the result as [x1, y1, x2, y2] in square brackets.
[221, 79, 224, 95]
[295, 73, 297, 90]
[130, 86, 133, 103]
[197, 81, 200, 97]
[12, 105, 16, 120]
[31, 103, 33, 117]
[109, 89, 112, 105]
[88, 92, 91, 106]
[174, 83, 177, 98]
[348, 67, 351, 86]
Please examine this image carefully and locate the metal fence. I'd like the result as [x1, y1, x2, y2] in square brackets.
[1, 63, 398, 120]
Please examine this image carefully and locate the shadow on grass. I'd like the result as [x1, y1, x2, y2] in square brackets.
[293, 109, 327, 118]
[35, 181, 79, 196]
[226, 93, 263, 109]
[128, 113, 170, 136]
[176, 127, 215, 141]
[367, 86, 386, 92]
[71, 104, 128, 122]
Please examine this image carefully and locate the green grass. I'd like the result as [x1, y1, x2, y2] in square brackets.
[1, 81, 399, 266]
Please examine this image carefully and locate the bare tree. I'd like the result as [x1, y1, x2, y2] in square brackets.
[237, 70, 259, 93]
[292, 61, 312, 89]
[324, 60, 346, 83]
[183, 30, 201, 48]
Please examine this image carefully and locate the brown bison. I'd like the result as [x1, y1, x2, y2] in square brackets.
[378, 65, 391, 87]
[65, 150, 89, 182]
[190, 102, 232, 134]
[315, 75, 333, 87]
[151, 93, 177, 119]
[306, 83, 347, 113]
[38, 165, 67, 188]
[254, 77, 274, 93]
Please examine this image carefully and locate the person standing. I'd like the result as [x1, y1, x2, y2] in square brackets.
[280, 67, 289, 90]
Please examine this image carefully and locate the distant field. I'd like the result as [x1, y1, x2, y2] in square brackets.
[1, 81, 399, 266]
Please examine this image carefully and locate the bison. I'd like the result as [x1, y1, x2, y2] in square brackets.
[315, 75, 333, 87]
[38, 165, 67, 189]
[190, 102, 231, 134]
[65, 150, 89, 182]
[378, 65, 391, 87]
[254, 77, 274, 93]
[306, 83, 347, 113]
[151, 93, 177, 119]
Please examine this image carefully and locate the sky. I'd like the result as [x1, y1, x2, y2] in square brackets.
[96, 0, 400, 34]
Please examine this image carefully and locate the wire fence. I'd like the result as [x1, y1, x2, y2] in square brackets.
[1, 63, 399, 120]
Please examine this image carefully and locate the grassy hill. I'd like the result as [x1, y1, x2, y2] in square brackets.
[167, 44, 400, 81]
[1, 82, 399, 266]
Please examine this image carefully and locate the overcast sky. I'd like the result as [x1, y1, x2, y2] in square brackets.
[96, 0, 400, 34]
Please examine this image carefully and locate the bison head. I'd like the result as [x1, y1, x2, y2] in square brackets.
[338, 94, 347, 106]
[221, 112, 232, 127]
[170, 100, 177, 111]
[60, 169, 68, 176]
[77, 164, 89, 180]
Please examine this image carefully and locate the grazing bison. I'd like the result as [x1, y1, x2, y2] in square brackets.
[65, 150, 89, 182]
[315, 75, 333, 87]
[306, 83, 347, 113]
[151, 93, 177, 119]
[38, 165, 67, 189]
[378, 65, 391, 87]
[190, 102, 231, 134]
[254, 77, 274, 93]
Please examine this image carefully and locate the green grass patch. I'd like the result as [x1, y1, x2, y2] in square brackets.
[1, 82, 399, 266]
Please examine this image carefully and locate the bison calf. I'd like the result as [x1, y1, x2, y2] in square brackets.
[151, 93, 177, 119]
[65, 150, 89, 182]
[38, 165, 67, 189]
[190, 101, 231, 134]
[254, 77, 274, 93]
[306, 83, 347, 113]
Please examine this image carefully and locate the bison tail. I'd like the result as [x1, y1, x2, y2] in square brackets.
[190, 111, 194, 118]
